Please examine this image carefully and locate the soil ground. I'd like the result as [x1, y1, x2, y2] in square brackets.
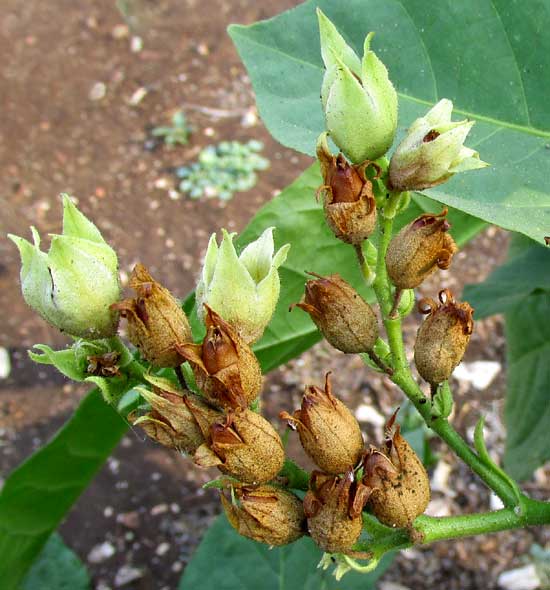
[1, 1, 549, 589]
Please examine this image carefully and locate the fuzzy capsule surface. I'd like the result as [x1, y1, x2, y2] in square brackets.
[304, 470, 371, 553]
[280, 373, 363, 474]
[293, 273, 378, 354]
[194, 408, 284, 485]
[221, 484, 305, 546]
[363, 413, 430, 528]
[176, 306, 262, 409]
[414, 289, 474, 385]
[130, 384, 222, 454]
[385, 209, 457, 290]
[316, 132, 377, 245]
[112, 264, 192, 367]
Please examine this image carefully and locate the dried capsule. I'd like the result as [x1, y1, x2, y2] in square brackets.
[194, 408, 285, 485]
[316, 132, 377, 245]
[176, 306, 262, 409]
[414, 289, 474, 385]
[363, 412, 430, 528]
[130, 379, 222, 453]
[385, 209, 457, 290]
[280, 373, 363, 474]
[292, 273, 378, 354]
[112, 264, 192, 367]
[221, 484, 306, 546]
[304, 469, 372, 553]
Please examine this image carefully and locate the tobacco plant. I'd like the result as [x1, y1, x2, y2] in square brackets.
[2, 1, 550, 588]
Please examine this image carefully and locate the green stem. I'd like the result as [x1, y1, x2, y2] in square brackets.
[364, 206, 518, 508]
[356, 498, 550, 557]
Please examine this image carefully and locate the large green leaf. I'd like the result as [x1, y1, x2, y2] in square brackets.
[0, 389, 127, 590]
[464, 240, 550, 318]
[504, 291, 550, 480]
[21, 533, 90, 590]
[179, 514, 392, 590]
[231, 164, 484, 372]
[229, 0, 550, 243]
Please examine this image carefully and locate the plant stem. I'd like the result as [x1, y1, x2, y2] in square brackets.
[364, 208, 518, 507]
[356, 498, 550, 556]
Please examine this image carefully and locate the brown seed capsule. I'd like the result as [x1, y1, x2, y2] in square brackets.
[130, 383, 222, 454]
[363, 412, 430, 528]
[304, 469, 372, 553]
[221, 484, 306, 546]
[194, 408, 285, 485]
[175, 306, 262, 409]
[111, 264, 192, 367]
[385, 209, 458, 289]
[280, 373, 363, 474]
[316, 133, 377, 245]
[292, 273, 378, 354]
[414, 289, 474, 385]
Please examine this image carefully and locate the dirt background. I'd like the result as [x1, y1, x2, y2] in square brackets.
[1, 1, 549, 589]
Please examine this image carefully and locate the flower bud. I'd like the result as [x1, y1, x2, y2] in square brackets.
[304, 469, 372, 553]
[385, 209, 458, 289]
[8, 194, 120, 339]
[112, 264, 192, 367]
[318, 9, 397, 162]
[363, 413, 430, 528]
[388, 99, 489, 192]
[292, 273, 378, 353]
[414, 289, 474, 385]
[196, 228, 290, 343]
[280, 373, 363, 474]
[176, 306, 262, 409]
[194, 408, 285, 485]
[221, 484, 305, 546]
[131, 382, 222, 454]
[316, 133, 377, 244]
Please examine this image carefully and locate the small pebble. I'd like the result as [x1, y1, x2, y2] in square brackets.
[87, 541, 116, 564]
[156, 542, 170, 556]
[0, 348, 11, 379]
[89, 82, 107, 101]
[498, 564, 539, 590]
[114, 565, 144, 587]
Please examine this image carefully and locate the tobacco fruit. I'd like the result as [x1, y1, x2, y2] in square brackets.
[304, 469, 371, 553]
[414, 289, 474, 385]
[112, 264, 192, 367]
[293, 273, 378, 354]
[316, 132, 377, 245]
[280, 373, 363, 474]
[385, 209, 457, 289]
[221, 484, 305, 546]
[363, 412, 430, 528]
[194, 408, 284, 485]
[176, 306, 262, 409]
[130, 383, 222, 454]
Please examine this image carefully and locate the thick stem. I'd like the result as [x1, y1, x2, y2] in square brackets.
[363, 207, 518, 507]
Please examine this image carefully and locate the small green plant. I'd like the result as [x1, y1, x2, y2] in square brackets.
[176, 140, 269, 200]
[151, 110, 192, 146]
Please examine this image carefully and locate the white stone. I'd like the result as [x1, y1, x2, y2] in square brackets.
[156, 542, 170, 556]
[87, 541, 115, 563]
[114, 565, 144, 587]
[430, 460, 454, 495]
[0, 348, 10, 379]
[354, 404, 385, 427]
[489, 492, 505, 510]
[453, 361, 501, 390]
[497, 564, 540, 590]
[89, 82, 106, 101]
[379, 583, 412, 590]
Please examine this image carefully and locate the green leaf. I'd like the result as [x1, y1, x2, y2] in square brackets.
[215, 164, 484, 373]
[21, 533, 90, 590]
[179, 514, 392, 590]
[464, 239, 550, 318]
[229, 0, 550, 243]
[0, 389, 127, 590]
[504, 291, 550, 480]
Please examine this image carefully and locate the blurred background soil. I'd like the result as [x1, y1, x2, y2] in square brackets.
[1, 1, 549, 589]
